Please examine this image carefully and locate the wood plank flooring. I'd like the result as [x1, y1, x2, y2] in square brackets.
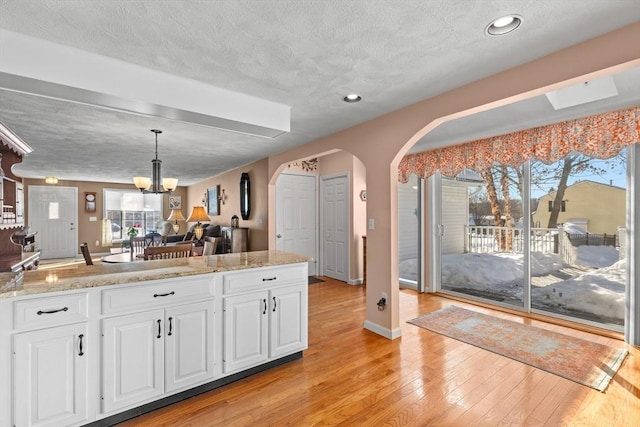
[118, 277, 640, 426]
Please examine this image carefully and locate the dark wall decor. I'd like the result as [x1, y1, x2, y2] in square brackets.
[240, 172, 251, 220]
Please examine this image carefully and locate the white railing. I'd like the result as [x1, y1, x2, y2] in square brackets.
[464, 226, 557, 254]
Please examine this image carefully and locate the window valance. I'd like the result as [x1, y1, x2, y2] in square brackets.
[398, 106, 640, 183]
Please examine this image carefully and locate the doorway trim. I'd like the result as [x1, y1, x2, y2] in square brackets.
[27, 185, 78, 259]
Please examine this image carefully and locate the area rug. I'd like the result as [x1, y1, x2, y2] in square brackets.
[408, 305, 628, 391]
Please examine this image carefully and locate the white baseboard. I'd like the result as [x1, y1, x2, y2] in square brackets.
[364, 320, 402, 340]
[348, 278, 363, 285]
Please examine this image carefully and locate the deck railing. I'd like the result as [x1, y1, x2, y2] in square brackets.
[464, 226, 557, 254]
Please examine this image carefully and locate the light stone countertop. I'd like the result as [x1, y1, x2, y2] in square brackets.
[0, 250, 310, 299]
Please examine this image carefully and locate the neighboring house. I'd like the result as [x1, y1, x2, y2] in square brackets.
[532, 180, 626, 235]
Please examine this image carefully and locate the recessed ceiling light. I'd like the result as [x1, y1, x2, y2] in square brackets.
[343, 94, 362, 103]
[485, 14, 522, 36]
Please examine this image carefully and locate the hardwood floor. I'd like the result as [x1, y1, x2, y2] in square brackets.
[118, 277, 639, 426]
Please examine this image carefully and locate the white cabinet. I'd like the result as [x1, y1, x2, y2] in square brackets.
[101, 309, 164, 413]
[223, 291, 269, 372]
[165, 301, 215, 392]
[1, 261, 306, 427]
[222, 265, 308, 374]
[101, 301, 214, 413]
[13, 322, 88, 427]
[269, 284, 307, 358]
[10, 292, 89, 427]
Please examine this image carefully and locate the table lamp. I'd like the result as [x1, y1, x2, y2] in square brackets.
[167, 208, 185, 234]
[186, 206, 210, 243]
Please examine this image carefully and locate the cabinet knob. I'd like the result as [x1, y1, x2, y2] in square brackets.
[276, 234, 282, 238]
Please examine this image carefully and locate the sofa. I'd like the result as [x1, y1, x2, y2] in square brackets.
[162, 222, 223, 253]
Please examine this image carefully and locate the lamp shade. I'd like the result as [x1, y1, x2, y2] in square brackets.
[186, 206, 210, 223]
[162, 178, 178, 192]
[133, 176, 151, 190]
[167, 208, 185, 222]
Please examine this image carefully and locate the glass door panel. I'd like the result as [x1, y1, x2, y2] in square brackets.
[440, 167, 525, 308]
[530, 151, 627, 329]
[398, 174, 420, 289]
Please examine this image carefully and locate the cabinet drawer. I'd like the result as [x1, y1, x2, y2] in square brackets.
[223, 264, 306, 295]
[14, 292, 88, 330]
[102, 276, 214, 315]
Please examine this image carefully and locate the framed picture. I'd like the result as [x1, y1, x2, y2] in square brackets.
[169, 196, 181, 209]
[207, 185, 220, 216]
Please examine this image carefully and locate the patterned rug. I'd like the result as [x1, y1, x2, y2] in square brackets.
[408, 305, 628, 391]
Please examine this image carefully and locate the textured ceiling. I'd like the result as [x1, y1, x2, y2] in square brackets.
[0, 1, 639, 185]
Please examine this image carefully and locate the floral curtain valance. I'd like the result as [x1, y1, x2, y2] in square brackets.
[398, 106, 640, 183]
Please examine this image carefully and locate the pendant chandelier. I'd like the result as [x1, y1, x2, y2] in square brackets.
[133, 129, 178, 194]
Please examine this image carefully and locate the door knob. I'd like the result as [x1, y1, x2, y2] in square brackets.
[276, 234, 282, 238]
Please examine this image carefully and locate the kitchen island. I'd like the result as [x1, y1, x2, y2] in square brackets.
[0, 250, 309, 427]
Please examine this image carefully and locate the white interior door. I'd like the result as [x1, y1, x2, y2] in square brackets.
[28, 185, 78, 259]
[275, 174, 318, 275]
[321, 175, 349, 282]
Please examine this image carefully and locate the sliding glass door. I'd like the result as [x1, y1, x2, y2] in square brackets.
[529, 150, 627, 329]
[435, 151, 628, 331]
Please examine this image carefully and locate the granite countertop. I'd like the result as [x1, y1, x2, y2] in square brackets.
[0, 250, 310, 299]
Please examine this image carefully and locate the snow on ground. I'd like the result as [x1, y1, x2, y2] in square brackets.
[531, 259, 626, 320]
[576, 245, 620, 268]
[399, 245, 625, 320]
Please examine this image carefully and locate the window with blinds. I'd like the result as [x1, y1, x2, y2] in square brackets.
[104, 189, 163, 241]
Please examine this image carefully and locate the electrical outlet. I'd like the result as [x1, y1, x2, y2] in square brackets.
[95, 240, 100, 246]
[381, 292, 387, 301]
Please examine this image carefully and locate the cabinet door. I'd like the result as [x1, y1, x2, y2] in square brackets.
[269, 284, 308, 358]
[223, 291, 268, 373]
[14, 323, 88, 427]
[102, 310, 164, 413]
[165, 301, 215, 393]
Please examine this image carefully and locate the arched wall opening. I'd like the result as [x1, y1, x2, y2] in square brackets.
[265, 23, 639, 340]
[269, 150, 367, 284]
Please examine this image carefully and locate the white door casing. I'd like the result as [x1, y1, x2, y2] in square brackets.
[321, 175, 349, 282]
[28, 185, 78, 259]
[275, 173, 318, 275]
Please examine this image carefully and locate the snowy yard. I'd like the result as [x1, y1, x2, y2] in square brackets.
[400, 245, 625, 323]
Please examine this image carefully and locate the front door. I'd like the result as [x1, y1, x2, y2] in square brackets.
[275, 173, 318, 275]
[28, 185, 78, 259]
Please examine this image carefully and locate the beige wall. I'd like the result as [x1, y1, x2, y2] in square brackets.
[318, 150, 367, 282]
[533, 181, 626, 234]
[267, 24, 640, 338]
[23, 178, 188, 255]
[186, 159, 269, 251]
